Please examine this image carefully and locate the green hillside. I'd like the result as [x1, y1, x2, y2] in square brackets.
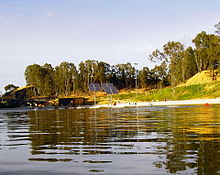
[97, 70, 220, 104]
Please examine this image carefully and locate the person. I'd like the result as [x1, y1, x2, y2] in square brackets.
[204, 103, 210, 107]
[70, 100, 74, 107]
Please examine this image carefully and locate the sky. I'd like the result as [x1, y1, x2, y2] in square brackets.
[0, 0, 219, 93]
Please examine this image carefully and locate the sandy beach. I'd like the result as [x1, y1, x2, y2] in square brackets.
[89, 98, 220, 108]
[1, 98, 219, 112]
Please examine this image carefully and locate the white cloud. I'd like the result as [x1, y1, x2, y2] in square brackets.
[46, 11, 56, 17]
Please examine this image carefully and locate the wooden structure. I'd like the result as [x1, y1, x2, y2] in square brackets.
[58, 98, 86, 107]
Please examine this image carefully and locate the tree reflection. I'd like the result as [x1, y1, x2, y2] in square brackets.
[153, 106, 220, 174]
[28, 108, 140, 156]
[26, 106, 220, 173]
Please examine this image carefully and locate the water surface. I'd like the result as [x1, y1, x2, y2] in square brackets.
[0, 105, 220, 174]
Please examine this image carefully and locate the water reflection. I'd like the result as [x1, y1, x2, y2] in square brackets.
[0, 105, 220, 174]
[152, 106, 220, 174]
[29, 108, 145, 155]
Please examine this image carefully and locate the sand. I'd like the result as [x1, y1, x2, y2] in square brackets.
[87, 98, 220, 108]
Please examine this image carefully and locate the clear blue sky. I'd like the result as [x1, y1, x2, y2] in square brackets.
[0, 0, 219, 92]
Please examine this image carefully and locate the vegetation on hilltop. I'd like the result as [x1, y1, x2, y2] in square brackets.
[178, 70, 220, 87]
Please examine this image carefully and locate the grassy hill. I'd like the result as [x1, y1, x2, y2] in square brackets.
[96, 70, 220, 104]
[178, 70, 220, 86]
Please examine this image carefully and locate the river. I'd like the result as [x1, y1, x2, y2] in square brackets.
[0, 105, 219, 174]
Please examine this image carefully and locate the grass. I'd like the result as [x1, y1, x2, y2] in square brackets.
[95, 81, 220, 104]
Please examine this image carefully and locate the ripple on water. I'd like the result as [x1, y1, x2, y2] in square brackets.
[0, 106, 220, 175]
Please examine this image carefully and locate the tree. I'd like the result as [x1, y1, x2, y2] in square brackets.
[94, 61, 110, 84]
[108, 65, 119, 88]
[25, 63, 57, 96]
[138, 67, 150, 89]
[151, 61, 170, 88]
[78, 60, 99, 92]
[193, 31, 220, 79]
[78, 62, 88, 92]
[193, 31, 211, 72]
[41, 63, 55, 96]
[84, 60, 98, 85]
[113, 63, 135, 89]
[164, 41, 185, 86]
[69, 63, 78, 93]
[206, 34, 220, 79]
[183, 47, 198, 80]
[215, 22, 220, 35]
[25, 64, 44, 95]
[4, 84, 19, 92]
[149, 41, 185, 86]
[54, 62, 77, 96]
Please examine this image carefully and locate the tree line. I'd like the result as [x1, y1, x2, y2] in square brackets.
[149, 28, 220, 86]
[25, 61, 141, 96]
[24, 23, 220, 96]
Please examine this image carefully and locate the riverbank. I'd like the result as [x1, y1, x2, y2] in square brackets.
[89, 98, 220, 108]
[1, 98, 219, 112]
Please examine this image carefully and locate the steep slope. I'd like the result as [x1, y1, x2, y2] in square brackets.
[178, 70, 220, 87]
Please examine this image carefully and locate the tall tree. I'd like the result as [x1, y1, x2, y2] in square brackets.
[114, 63, 135, 89]
[84, 60, 98, 85]
[151, 61, 170, 88]
[183, 47, 198, 80]
[54, 62, 76, 96]
[108, 65, 119, 88]
[41, 63, 55, 96]
[78, 62, 88, 92]
[215, 22, 220, 35]
[193, 31, 211, 72]
[94, 61, 110, 83]
[69, 63, 78, 93]
[25, 64, 44, 95]
[193, 31, 220, 78]
[149, 41, 185, 86]
[78, 60, 99, 92]
[164, 41, 185, 86]
[138, 67, 150, 89]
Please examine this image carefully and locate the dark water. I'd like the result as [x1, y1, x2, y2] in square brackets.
[0, 105, 220, 175]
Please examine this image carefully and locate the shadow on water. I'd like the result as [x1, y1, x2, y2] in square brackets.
[0, 105, 220, 174]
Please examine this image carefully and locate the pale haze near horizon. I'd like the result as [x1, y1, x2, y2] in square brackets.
[0, 0, 219, 92]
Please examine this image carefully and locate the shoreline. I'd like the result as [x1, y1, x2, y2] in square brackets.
[1, 98, 220, 112]
[88, 98, 220, 108]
